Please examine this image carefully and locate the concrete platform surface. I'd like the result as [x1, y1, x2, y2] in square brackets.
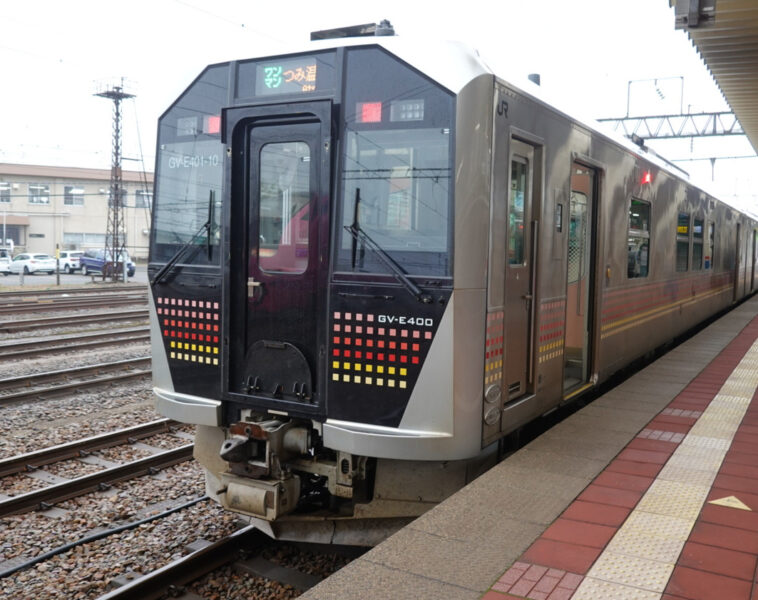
[301, 296, 758, 600]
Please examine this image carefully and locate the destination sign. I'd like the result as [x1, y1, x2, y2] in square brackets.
[257, 57, 318, 95]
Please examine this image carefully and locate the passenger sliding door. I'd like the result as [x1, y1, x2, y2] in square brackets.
[224, 101, 331, 419]
[503, 139, 537, 401]
[563, 163, 596, 393]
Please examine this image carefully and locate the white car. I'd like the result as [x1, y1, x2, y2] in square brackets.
[0, 248, 11, 276]
[8, 253, 56, 275]
[58, 250, 84, 274]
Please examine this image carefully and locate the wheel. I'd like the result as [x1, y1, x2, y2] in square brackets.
[64, 265, 71, 274]
[82, 265, 88, 276]
[23, 266, 29, 275]
[47, 271, 54, 275]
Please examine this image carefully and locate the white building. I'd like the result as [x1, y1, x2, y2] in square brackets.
[0, 163, 153, 259]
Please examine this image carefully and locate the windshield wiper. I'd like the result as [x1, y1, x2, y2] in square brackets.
[344, 188, 432, 304]
[151, 190, 214, 285]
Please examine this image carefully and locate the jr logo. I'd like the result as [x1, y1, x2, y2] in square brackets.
[497, 99, 509, 118]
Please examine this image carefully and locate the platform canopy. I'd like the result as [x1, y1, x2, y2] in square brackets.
[672, 0, 758, 154]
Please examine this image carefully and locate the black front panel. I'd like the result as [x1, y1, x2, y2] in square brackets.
[153, 274, 222, 399]
[328, 283, 451, 427]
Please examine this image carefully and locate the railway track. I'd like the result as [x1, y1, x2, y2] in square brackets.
[0, 419, 180, 478]
[97, 525, 361, 600]
[0, 286, 146, 301]
[0, 326, 149, 359]
[0, 356, 151, 405]
[0, 309, 149, 333]
[0, 443, 193, 518]
[0, 292, 147, 315]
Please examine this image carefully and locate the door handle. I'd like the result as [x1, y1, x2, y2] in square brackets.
[522, 293, 533, 300]
[247, 277, 264, 300]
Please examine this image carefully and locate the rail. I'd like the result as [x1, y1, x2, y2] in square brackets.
[0, 309, 148, 333]
[0, 327, 149, 359]
[0, 444, 193, 517]
[0, 419, 178, 478]
[0, 357, 151, 405]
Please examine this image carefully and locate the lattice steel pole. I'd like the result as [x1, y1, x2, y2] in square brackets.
[95, 82, 135, 282]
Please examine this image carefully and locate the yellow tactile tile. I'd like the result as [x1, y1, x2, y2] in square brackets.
[634, 479, 710, 520]
[679, 434, 733, 450]
[713, 394, 750, 408]
[670, 442, 727, 466]
[716, 380, 756, 396]
[694, 402, 748, 424]
[664, 452, 723, 473]
[656, 464, 719, 487]
[605, 527, 686, 563]
[688, 419, 741, 438]
[572, 577, 661, 600]
[586, 551, 674, 592]
[619, 511, 694, 542]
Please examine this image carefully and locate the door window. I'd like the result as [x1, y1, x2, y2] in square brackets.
[258, 141, 311, 274]
[509, 159, 527, 265]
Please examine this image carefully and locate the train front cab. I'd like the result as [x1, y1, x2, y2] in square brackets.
[149, 42, 504, 542]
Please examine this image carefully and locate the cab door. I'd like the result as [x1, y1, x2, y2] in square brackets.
[225, 101, 331, 418]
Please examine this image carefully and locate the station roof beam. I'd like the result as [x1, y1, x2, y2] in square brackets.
[672, 0, 758, 154]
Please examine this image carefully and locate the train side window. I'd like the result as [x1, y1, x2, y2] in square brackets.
[628, 198, 650, 278]
[707, 222, 715, 269]
[693, 218, 704, 270]
[676, 212, 690, 272]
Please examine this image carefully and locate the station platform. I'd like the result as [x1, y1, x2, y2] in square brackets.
[301, 295, 758, 600]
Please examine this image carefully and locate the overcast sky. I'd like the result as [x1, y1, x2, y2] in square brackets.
[1, 0, 755, 208]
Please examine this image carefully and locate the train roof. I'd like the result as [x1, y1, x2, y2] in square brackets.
[217, 31, 752, 219]
[274, 37, 693, 173]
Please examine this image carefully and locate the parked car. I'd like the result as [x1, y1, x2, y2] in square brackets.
[8, 253, 56, 275]
[80, 248, 136, 277]
[58, 250, 83, 274]
[0, 248, 11, 276]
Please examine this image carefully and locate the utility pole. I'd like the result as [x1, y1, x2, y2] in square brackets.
[95, 80, 135, 282]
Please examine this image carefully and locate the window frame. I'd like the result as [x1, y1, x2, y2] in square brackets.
[707, 222, 716, 269]
[64, 185, 85, 206]
[627, 197, 651, 279]
[676, 212, 691, 273]
[692, 217, 704, 271]
[28, 183, 50, 205]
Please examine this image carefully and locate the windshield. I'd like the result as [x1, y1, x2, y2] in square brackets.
[151, 65, 227, 265]
[338, 128, 451, 275]
[336, 47, 454, 277]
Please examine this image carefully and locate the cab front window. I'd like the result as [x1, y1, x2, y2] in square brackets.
[336, 47, 454, 277]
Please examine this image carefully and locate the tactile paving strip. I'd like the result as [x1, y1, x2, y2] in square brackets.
[576, 336, 758, 598]
[572, 577, 661, 599]
[580, 552, 674, 592]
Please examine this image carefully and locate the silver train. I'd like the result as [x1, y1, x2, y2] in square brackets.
[148, 23, 758, 544]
